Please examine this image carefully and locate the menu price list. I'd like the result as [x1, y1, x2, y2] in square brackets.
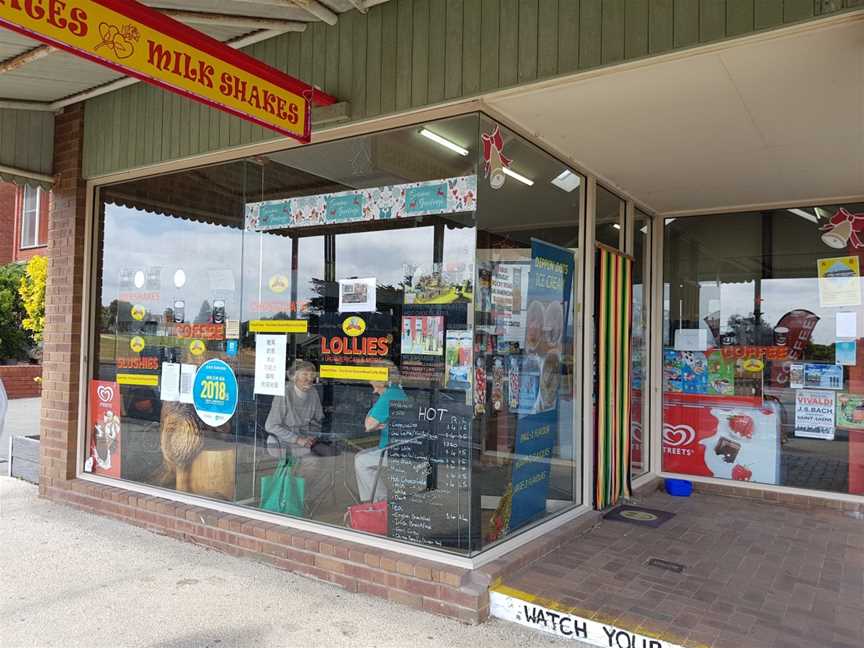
[386, 391, 480, 551]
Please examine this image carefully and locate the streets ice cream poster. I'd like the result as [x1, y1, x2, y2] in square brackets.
[86, 380, 122, 477]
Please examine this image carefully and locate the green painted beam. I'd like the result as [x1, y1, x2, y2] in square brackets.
[81, 0, 859, 177]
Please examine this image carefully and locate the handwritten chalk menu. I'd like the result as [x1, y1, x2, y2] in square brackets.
[386, 391, 480, 551]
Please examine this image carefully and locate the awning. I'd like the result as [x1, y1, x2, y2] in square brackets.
[0, 1, 387, 185]
[0, 107, 53, 189]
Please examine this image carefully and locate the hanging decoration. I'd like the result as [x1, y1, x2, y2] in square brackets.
[481, 125, 511, 190]
[821, 208, 864, 249]
[594, 245, 634, 509]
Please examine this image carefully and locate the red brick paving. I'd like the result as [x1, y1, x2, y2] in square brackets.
[503, 491, 864, 648]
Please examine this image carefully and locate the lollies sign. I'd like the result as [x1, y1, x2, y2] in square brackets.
[0, 0, 332, 142]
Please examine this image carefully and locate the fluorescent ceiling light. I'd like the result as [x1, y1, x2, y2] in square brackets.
[503, 167, 534, 186]
[612, 223, 621, 230]
[551, 169, 581, 192]
[419, 128, 468, 156]
[788, 208, 818, 224]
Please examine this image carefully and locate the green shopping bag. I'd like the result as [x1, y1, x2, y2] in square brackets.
[260, 457, 305, 516]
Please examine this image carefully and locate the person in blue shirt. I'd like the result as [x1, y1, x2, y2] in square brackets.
[354, 361, 406, 502]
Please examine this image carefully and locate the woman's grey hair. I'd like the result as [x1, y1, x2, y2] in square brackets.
[288, 358, 317, 379]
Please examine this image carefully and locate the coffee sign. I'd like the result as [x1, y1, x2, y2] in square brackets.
[0, 0, 326, 141]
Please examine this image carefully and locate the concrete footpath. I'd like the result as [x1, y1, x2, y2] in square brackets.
[0, 477, 582, 648]
[0, 397, 40, 466]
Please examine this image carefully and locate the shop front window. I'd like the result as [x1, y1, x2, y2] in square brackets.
[87, 113, 585, 556]
[663, 206, 864, 496]
[476, 117, 583, 548]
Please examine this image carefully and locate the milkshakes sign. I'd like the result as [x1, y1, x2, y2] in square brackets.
[0, 0, 320, 141]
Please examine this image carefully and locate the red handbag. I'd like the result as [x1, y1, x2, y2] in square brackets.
[345, 500, 388, 535]
[345, 447, 388, 535]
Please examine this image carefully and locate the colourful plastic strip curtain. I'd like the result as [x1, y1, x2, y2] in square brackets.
[594, 245, 634, 509]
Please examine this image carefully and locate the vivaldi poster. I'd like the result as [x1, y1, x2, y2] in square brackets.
[795, 389, 836, 441]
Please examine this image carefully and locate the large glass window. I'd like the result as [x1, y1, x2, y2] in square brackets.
[475, 117, 583, 548]
[86, 113, 585, 556]
[20, 185, 42, 248]
[663, 206, 864, 496]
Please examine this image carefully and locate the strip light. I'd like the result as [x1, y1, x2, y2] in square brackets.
[502, 167, 534, 186]
[788, 208, 818, 224]
[419, 128, 468, 156]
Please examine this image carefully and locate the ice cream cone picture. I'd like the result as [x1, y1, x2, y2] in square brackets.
[482, 125, 511, 190]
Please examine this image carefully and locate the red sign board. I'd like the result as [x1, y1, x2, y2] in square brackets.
[87, 380, 121, 477]
[0, 0, 336, 141]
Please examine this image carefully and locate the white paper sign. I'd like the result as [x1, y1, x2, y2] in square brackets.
[795, 389, 836, 441]
[836, 311, 857, 339]
[674, 328, 708, 351]
[225, 319, 241, 339]
[179, 364, 196, 404]
[160, 362, 180, 401]
[254, 334, 287, 396]
[338, 277, 376, 313]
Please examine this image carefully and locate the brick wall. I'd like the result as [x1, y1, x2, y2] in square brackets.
[39, 103, 87, 486]
[45, 479, 489, 622]
[0, 182, 15, 265]
[0, 364, 41, 398]
[42, 476, 607, 623]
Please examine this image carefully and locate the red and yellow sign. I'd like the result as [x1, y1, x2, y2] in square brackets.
[174, 322, 223, 340]
[0, 0, 334, 141]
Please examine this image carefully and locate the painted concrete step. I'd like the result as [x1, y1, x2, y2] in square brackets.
[490, 583, 700, 648]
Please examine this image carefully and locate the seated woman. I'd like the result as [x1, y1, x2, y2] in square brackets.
[265, 359, 323, 459]
[354, 362, 407, 503]
[264, 359, 328, 515]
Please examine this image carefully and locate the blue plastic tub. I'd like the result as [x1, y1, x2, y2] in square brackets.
[664, 478, 693, 497]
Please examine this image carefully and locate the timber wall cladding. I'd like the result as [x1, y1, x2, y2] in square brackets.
[82, 0, 860, 177]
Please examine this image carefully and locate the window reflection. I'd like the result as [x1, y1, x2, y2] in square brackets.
[663, 206, 864, 495]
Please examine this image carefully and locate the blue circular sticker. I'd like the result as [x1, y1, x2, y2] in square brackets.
[192, 359, 238, 427]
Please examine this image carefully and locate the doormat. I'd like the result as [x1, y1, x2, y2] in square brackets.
[603, 505, 675, 528]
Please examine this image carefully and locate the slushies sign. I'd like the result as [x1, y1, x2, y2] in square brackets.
[0, 0, 327, 142]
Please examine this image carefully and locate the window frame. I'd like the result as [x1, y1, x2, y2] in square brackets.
[19, 185, 43, 249]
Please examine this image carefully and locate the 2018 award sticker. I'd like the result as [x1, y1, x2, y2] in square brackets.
[192, 359, 238, 427]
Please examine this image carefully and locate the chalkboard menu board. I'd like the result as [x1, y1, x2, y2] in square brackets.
[386, 390, 480, 551]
